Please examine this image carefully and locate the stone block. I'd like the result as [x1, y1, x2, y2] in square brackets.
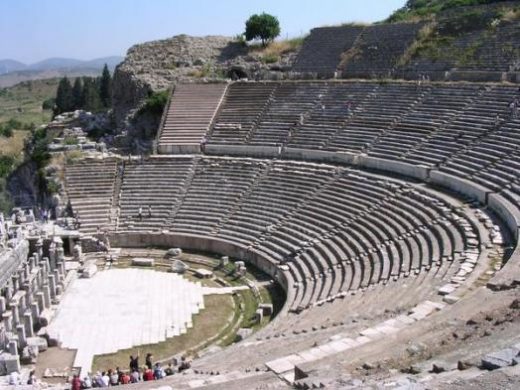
[220, 256, 229, 266]
[259, 303, 273, 316]
[482, 348, 520, 370]
[82, 262, 98, 278]
[166, 248, 182, 257]
[195, 268, 213, 279]
[254, 309, 263, 324]
[132, 257, 154, 267]
[0, 352, 20, 375]
[236, 328, 253, 341]
[26, 336, 48, 352]
[172, 260, 189, 274]
[438, 284, 456, 296]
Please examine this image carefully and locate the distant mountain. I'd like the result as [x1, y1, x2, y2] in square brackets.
[0, 59, 27, 75]
[27, 57, 85, 71]
[0, 56, 124, 88]
[0, 56, 123, 73]
[82, 56, 124, 69]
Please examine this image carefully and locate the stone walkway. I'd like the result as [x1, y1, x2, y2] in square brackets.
[47, 269, 213, 376]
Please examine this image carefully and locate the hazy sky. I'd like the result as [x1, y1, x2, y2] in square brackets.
[1, 0, 407, 64]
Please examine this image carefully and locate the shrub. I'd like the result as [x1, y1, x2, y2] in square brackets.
[262, 53, 279, 64]
[63, 136, 79, 145]
[0, 155, 15, 178]
[42, 97, 55, 111]
[138, 90, 169, 116]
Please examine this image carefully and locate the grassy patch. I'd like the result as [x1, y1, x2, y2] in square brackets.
[249, 37, 305, 63]
[0, 130, 27, 157]
[0, 79, 56, 125]
[92, 294, 234, 370]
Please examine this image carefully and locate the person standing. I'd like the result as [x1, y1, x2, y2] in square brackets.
[130, 354, 139, 372]
[145, 353, 153, 369]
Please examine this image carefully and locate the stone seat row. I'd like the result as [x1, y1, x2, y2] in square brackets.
[89, 157, 481, 310]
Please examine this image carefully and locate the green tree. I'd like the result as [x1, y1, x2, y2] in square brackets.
[71, 77, 84, 110]
[82, 77, 102, 112]
[99, 64, 112, 108]
[42, 98, 55, 111]
[54, 76, 73, 115]
[244, 13, 281, 46]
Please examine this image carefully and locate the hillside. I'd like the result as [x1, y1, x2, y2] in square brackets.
[387, 0, 515, 21]
[0, 78, 58, 126]
[112, 35, 300, 127]
[0, 56, 123, 88]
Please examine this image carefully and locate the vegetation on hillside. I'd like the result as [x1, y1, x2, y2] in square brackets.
[137, 90, 169, 116]
[0, 155, 16, 212]
[387, 0, 513, 22]
[248, 37, 305, 64]
[0, 79, 60, 213]
[0, 79, 56, 127]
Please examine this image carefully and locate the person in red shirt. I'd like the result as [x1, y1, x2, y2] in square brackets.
[71, 374, 81, 390]
[143, 367, 154, 381]
[120, 372, 131, 384]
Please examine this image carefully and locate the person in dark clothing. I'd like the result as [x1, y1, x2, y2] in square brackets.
[145, 353, 153, 370]
[129, 355, 139, 372]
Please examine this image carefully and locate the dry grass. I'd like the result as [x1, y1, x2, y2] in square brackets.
[0, 130, 27, 157]
[249, 37, 305, 63]
[92, 294, 234, 371]
[502, 8, 520, 22]
[397, 22, 437, 66]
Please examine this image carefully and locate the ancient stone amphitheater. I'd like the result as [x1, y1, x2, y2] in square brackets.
[31, 18, 520, 389]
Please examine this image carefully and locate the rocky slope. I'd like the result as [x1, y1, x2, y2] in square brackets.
[112, 34, 298, 128]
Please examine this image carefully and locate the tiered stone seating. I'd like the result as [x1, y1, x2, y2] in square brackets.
[292, 26, 364, 77]
[341, 22, 425, 78]
[157, 83, 227, 154]
[248, 83, 328, 146]
[210, 83, 277, 144]
[65, 158, 118, 234]
[288, 83, 377, 149]
[110, 157, 480, 311]
[170, 158, 266, 234]
[118, 157, 194, 232]
[404, 85, 514, 166]
[217, 161, 335, 246]
[368, 84, 480, 159]
[325, 83, 423, 152]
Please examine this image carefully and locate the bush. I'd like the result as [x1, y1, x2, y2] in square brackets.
[0, 155, 15, 178]
[42, 98, 55, 111]
[63, 136, 79, 145]
[0, 124, 13, 138]
[138, 90, 169, 116]
[262, 53, 279, 64]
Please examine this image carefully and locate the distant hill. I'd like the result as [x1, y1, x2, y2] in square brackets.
[0, 59, 27, 75]
[0, 56, 124, 87]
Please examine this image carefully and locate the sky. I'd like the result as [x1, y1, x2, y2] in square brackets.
[0, 0, 407, 64]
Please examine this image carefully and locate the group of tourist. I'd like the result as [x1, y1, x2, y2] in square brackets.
[70, 353, 192, 389]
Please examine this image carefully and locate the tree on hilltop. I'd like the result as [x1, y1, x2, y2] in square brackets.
[81, 77, 102, 113]
[54, 76, 73, 115]
[244, 13, 281, 46]
[99, 64, 112, 108]
[71, 78, 84, 110]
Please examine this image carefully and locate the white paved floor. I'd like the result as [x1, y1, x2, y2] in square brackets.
[47, 268, 205, 375]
